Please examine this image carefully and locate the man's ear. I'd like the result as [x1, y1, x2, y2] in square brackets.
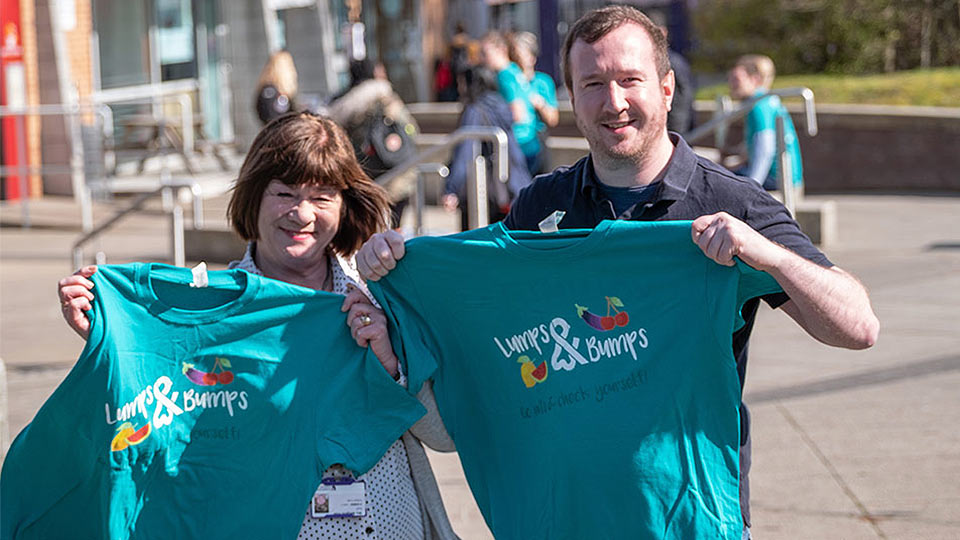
[662, 70, 676, 112]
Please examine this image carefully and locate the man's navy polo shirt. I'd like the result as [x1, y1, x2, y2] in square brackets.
[504, 134, 831, 526]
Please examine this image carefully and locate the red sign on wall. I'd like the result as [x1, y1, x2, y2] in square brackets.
[1, 0, 26, 200]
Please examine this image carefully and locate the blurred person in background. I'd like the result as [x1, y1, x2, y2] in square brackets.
[648, 13, 696, 134]
[480, 31, 542, 176]
[433, 54, 458, 102]
[727, 54, 802, 191]
[509, 31, 559, 174]
[442, 66, 532, 231]
[255, 51, 300, 126]
[327, 59, 420, 229]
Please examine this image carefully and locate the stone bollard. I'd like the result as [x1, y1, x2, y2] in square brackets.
[0, 357, 8, 464]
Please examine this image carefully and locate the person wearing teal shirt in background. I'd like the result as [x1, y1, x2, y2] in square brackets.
[369, 220, 784, 539]
[510, 31, 559, 175]
[728, 54, 803, 190]
[481, 31, 542, 175]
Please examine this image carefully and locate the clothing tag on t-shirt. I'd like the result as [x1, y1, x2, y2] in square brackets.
[190, 262, 208, 288]
[538, 210, 566, 233]
[311, 479, 366, 518]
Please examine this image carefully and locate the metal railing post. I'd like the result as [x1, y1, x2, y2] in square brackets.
[409, 163, 449, 236]
[174, 93, 194, 155]
[14, 114, 30, 228]
[171, 195, 186, 267]
[468, 139, 490, 230]
[190, 183, 205, 230]
[777, 116, 796, 217]
[714, 95, 732, 149]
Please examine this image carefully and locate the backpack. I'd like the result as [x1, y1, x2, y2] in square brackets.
[358, 103, 417, 179]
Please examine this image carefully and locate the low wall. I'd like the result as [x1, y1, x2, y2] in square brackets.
[409, 102, 960, 194]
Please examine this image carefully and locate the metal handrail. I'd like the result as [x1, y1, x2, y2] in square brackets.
[409, 163, 449, 236]
[375, 126, 509, 230]
[0, 103, 114, 231]
[684, 87, 818, 145]
[71, 175, 204, 270]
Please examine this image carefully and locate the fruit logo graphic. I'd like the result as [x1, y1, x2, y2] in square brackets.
[576, 296, 630, 331]
[110, 422, 152, 451]
[182, 357, 234, 386]
[518, 355, 548, 388]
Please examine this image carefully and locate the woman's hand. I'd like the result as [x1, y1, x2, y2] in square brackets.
[341, 287, 399, 378]
[57, 265, 97, 340]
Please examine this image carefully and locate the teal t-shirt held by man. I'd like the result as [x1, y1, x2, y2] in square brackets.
[370, 220, 783, 540]
[1, 263, 424, 540]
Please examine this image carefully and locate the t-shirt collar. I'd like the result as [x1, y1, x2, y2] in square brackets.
[578, 133, 698, 204]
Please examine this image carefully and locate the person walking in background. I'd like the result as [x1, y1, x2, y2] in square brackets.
[442, 66, 533, 231]
[649, 14, 696, 134]
[433, 54, 458, 102]
[480, 31, 542, 176]
[509, 32, 559, 131]
[254, 51, 300, 126]
[327, 59, 420, 229]
[449, 22, 474, 79]
[727, 54, 803, 190]
[509, 31, 559, 174]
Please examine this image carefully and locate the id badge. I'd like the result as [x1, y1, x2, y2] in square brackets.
[311, 478, 366, 518]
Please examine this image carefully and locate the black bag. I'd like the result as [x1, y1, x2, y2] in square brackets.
[360, 103, 417, 178]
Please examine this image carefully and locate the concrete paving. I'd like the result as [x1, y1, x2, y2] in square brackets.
[1, 191, 958, 539]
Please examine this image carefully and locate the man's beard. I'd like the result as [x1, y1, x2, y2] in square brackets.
[577, 107, 666, 171]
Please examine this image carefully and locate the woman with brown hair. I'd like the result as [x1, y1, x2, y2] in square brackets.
[57, 112, 459, 540]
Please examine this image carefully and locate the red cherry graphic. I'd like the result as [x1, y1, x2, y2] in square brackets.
[217, 371, 234, 385]
[202, 372, 218, 386]
[614, 311, 630, 327]
[600, 316, 616, 330]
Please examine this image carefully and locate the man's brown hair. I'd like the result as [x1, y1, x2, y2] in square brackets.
[561, 5, 671, 94]
[227, 112, 390, 257]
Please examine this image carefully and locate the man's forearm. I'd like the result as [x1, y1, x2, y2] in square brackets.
[769, 251, 879, 349]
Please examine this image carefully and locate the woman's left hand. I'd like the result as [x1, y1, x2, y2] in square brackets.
[342, 287, 399, 378]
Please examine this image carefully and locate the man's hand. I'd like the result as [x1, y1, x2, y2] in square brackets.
[692, 212, 879, 349]
[57, 265, 97, 340]
[691, 212, 785, 271]
[357, 230, 406, 282]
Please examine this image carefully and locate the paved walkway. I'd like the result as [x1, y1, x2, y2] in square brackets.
[1, 192, 958, 539]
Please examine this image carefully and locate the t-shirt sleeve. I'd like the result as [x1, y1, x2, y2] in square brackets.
[538, 73, 558, 107]
[706, 258, 783, 348]
[747, 97, 777, 134]
[316, 346, 427, 475]
[366, 261, 440, 397]
[498, 69, 523, 104]
[733, 260, 783, 329]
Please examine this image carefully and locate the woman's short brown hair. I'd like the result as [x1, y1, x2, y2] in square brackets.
[227, 112, 391, 257]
